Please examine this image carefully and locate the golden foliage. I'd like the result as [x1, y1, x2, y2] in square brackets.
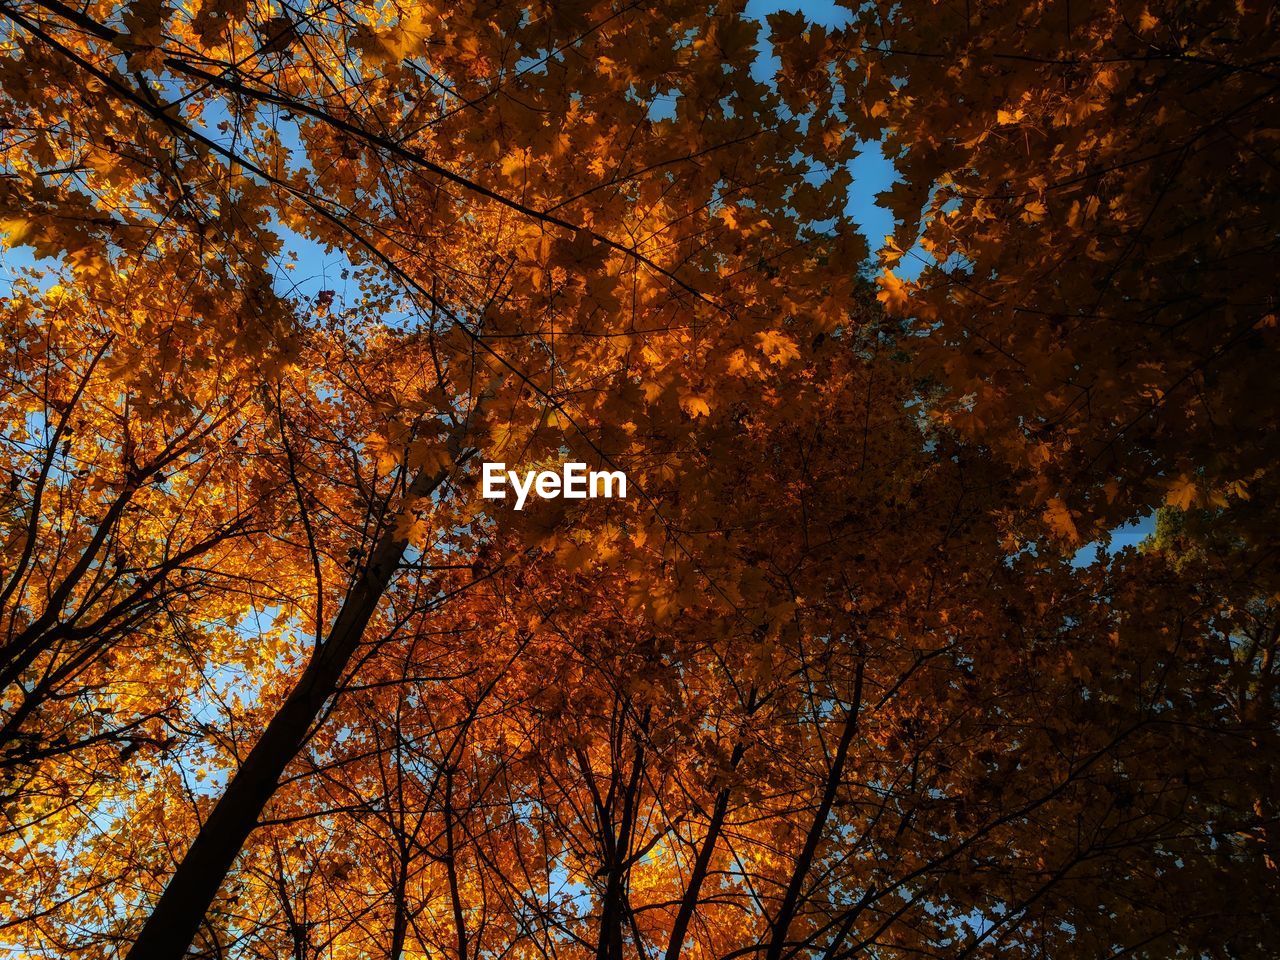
[0, 1, 1275, 959]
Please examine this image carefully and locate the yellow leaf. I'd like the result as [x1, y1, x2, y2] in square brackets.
[501, 152, 525, 179]
[1, 217, 34, 247]
[726, 348, 752, 376]
[681, 395, 711, 418]
[1043, 497, 1080, 544]
[756, 330, 800, 365]
[1164, 476, 1198, 511]
[876, 269, 911, 314]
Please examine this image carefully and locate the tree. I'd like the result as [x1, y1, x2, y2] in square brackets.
[827, 0, 1279, 547]
[0, 0, 1275, 958]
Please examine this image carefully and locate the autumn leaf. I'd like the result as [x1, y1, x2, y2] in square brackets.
[756, 330, 800, 365]
[876, 269, 911, 314]
[1043, 497, 1081, 544]
[1164, 476, 1198, 510]
[680, 393, 711, 418]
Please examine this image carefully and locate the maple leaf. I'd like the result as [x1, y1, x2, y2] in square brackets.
[876, 269, 911, 314]
[757, 330, 800, 365]
[1043, 497, 1081, 544]
[1021, 199, 1048, 221]
[680, 394, 711, 418]
[1164, 476, 1198, 510]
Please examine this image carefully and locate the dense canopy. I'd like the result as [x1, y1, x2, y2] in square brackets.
[0, 0, 1276, 958]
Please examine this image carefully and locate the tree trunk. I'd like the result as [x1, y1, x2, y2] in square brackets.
[663, 738, 745, 960]
[443, 767, 468, 960]
[665, 687, 758, 960]
[763, 660, 864, 960]
[125, 464, 456, 960]
[388, 847, 410, 960]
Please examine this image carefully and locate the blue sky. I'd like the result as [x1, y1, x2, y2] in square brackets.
[744, 1, 901, 254]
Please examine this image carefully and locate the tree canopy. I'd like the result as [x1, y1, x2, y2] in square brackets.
[0, 0, 1275, 958]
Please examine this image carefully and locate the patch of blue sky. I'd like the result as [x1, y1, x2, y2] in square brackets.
[13, 408, 86, 493]
[1, 241, 63, 293]
[1072, 510, 1157, 567]
[845, 141, 900, 263]
[1000, 509, 1158, 568]
[743, 0, 850, 133]
[745, 2, 908, 272]
[642, 3, 902, 274]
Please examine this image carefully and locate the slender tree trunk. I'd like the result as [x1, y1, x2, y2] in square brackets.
[125, 464, 457, 960]
[665, 688, 757, 960]
[663, 738, 745, 960]
[443, 767, 468, 960]
[596, 869, 625, 960]
[763, 659, 864, 960]
[596, 716, 647, 960]
[388, 847, 410, 960]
